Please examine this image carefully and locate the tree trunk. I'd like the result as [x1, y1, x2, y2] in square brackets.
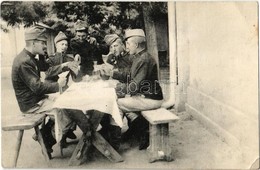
[142, 3, 159, 69]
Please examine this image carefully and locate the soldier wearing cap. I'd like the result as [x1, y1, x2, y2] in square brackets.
[70, 20, 103, 78]
[101, 34, 133, 82]
[44, 31, 82, 146]
[45, 31, 79, 87]
[116, 29, 164, 150]
[11, 26, 95, 158]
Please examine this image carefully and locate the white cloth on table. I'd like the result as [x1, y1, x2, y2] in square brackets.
[53, 80, 122, 142]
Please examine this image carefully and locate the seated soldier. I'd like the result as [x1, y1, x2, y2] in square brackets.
[70, 20, 103, 79]
[101, 34, 133, 83]
[116, 29, 164, 150]
[45, 31, 80, 147]
[11, 27, 94, 158]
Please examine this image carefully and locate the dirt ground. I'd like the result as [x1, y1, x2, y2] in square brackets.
[1, 67, 254, 169]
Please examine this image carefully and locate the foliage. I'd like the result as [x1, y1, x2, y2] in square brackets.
[1, 1, 48, 27]
[1, 1, 167, 36]
[148, 2, 168, 21]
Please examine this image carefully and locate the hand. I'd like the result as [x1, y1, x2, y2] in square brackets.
[89, 37, 97, 45]
[100, 66, 112, 77]
[58, 77, 67, 88]
[67, 61, 79, 70]
[74, 54, 81, 64]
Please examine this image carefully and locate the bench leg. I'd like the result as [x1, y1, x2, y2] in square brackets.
[148, 123, 173, 163]
[149, 124, 160, 163]
[34, 126, 51, 165]
[12, 130, 24, 167]
[161, 123, 173, 162]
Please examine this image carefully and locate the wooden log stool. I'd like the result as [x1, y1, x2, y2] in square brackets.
[2, 113, 50, 167]
[141, 108, 179, 163]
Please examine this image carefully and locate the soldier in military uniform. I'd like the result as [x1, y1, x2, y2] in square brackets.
[45, 31, 80, 147]
[11, 27, 94, 158]
[101, 34, 133, 83]
[116, 29, 164, 150]
[70, 20, 103, 79]
[45, 31, 80, 89]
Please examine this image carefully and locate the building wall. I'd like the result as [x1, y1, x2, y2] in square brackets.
[175, 2, 258, 167]
[1, 22, 55, 68]
[1, 25, 25, 67]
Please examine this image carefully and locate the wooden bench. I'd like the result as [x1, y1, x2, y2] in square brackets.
[2, 113, 50, 167]
[141, 108, 179, 163]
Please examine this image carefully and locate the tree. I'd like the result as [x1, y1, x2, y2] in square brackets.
[1, 1, 48, 27]
[1, 2, 167, 32]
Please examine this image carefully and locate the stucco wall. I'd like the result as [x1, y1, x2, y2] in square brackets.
[175, 2, 258, 166]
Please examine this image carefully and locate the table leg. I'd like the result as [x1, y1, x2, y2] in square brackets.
[68, 110, 123, 165]
[69, 133, 91, 166]
[92, 132, 124, 163]
[68, 110, 104, 166]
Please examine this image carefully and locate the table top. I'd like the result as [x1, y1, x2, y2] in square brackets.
[53, 79, 123, 128]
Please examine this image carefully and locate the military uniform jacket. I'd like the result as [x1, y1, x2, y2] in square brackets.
[12, 49, 59, 112]
[107, 52, 133, 83]
[70, 38, 103, 76]
[119, 49, 163, 100]
[45, 52, 74, 82]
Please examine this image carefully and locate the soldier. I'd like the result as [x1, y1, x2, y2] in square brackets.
[45, 31, 80, 147]
[117, 29, 164, 150]
[101, 34, 133, 83]
[70, 20, 103, 79]
[11, 26, 94, 158]
[45, 31, 80, 89]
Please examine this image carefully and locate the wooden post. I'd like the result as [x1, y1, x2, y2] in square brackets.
[161, 2, 177, 108]
[12, 130, 24, 167]
[149, 124, 160, 163]
[161, 123, 173, 161]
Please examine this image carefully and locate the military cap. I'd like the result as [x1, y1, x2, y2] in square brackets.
[74, 20, 88, 31]
[24, 26, 47, 41]
[104, 34, 120, 46]
[54, 31, 68, 44]
[124, 29, 145, 39]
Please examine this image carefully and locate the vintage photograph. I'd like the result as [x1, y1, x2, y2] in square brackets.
[1, 1, 259, 169]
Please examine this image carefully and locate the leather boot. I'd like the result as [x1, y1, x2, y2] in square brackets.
[122, 115, 148, 140]
[136, 116, 149, 150]
[139, 130, 149, 150]
[121, 116, 136, 142]
[109, 125, 121, 151]
[40, 119, 57, 158]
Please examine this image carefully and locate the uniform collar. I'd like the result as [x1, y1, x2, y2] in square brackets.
[23, 48, 35, 58]
[133, 48, 146, 58]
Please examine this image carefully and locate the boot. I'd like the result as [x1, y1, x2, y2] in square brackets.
[122, 115, 148, 142]
[99, 114, 111, 141]
[60, 135, 68, 149]
[66, 129, 77, 139]
[108, 125, 121, 151]
[136, 116, 149, 150]
[98, 127, 110, 142]
[139, 131, 149, 150]
[121, 116, 136, 142]
[40, 119, 57, 158]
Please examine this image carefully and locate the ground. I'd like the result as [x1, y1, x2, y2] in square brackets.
[1, 67, 253, 169]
